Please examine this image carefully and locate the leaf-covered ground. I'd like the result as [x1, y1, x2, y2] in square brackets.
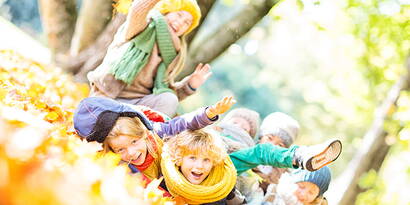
[0, 50, 173, 205]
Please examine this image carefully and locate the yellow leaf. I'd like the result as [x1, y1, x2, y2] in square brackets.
[91, 180, 102, 196]
[27, 83, 45, 98]
[113, 0, 132, 14]
[44, 112, 59, 122]
[34, 101, 47, 109]
[0, 88, 7, 101]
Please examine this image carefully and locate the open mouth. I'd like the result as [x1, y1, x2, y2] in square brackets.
[190, 171, 203, 179]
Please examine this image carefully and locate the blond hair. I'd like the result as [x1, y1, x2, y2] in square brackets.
[166, 129, 227, 166]
[103, 117, 163, 159]
[167, 36, 187, 84]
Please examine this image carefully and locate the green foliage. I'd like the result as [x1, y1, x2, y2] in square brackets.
[356, 170, 386, 205]
[296, 0, 304, 10]
[345, 1, 410, 203]
[348, 1, 410, 95]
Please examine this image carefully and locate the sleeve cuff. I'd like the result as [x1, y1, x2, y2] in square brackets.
[204, 106, 219, 121]
[188, 83, 197, 91]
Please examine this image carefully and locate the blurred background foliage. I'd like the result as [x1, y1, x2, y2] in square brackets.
[0, 0, 409, 204]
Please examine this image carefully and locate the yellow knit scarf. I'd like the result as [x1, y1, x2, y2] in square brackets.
[140, 133, 164, 180]
[141, 157, 162, 180]
[160, 147, 237, 204]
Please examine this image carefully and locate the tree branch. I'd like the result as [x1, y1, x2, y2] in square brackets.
[185, 0, 217, 44]
[178, 0, 279, 79]
[327, 55, 410, 205]
[70, 0, 112, 55]
[60, 14, 126, 74]
[38, 0, 77, 57]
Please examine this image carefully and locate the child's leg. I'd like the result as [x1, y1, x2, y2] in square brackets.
[230, 139, 342, 174]
[117, 92, 179, 117]
[230, 143, 297, 175]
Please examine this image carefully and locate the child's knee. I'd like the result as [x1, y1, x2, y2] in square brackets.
[157, 92, 179, 116]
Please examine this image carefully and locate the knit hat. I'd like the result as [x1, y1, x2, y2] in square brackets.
[154, 0, 201, 34]
[73, 97, 153, 143]
[260, 112, 300, 147]
[292, 166, 331, 197]
[217, 123, 256, 153]
[222, 108, 260, 138]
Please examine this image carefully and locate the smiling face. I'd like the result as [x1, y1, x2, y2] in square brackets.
[180, 153, 214, 185]
[107, 134, 148, 166]
[294, 182, 320, 204]
[165, 10, 193, 36]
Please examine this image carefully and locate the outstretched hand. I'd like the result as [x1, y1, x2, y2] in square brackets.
[188, 63, 212, 90]
[206, 96, 236, 119]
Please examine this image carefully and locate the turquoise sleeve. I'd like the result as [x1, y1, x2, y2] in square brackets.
[229, 143, 298, 175]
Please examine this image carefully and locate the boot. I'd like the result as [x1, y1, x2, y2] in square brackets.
[293, 138, 342, 171]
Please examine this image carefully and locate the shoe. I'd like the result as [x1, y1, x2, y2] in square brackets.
[293, 138, 342, 171]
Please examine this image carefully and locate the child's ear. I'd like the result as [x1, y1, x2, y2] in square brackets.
[175, 159, 182, 167]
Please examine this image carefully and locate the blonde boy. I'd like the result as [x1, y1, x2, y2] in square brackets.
[161, 129, 238, 204]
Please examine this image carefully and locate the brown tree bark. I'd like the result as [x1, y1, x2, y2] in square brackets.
[327, 56, 410, 205]
[38, 0, 77, 58]
[178, 0, 279, 79]
[62, 14, 126, 75]
[70, 0, 113, 55]
[186, 0, 217, 44]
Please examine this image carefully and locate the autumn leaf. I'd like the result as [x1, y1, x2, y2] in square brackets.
[113, 0, 132, 14]
[0, 50, 175, 204]
[44, 111, 59, 122]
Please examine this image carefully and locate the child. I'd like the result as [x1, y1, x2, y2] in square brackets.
[215, 108, 260, 153]
[259, 112, 300, 148]
[87, 0, 211, 117]
[161, 129, 238, 204]
[254, 112, 301, 194]
[73, 96, 235, 180]
[213, 108, 262, 203]
[270, 166, 331, 205]
[160, 129, 342, 204]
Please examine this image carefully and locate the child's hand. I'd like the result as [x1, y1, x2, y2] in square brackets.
[188, 63, 212, 90]
[206, 96, 236, 119]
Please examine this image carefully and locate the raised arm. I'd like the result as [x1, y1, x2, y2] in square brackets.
[173, 63, 212, 101]
[153, 96, 236, 137]
[124, 0, 161, 41]
[153, 107, 217, 137]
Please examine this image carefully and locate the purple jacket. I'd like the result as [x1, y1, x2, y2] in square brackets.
[73, 97, 217, 143]
[154, 107, 218, 138]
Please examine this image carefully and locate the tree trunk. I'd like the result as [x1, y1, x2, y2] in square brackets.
[186, 0, 217, 44]
[327, 56, 410, 205]
[38, 0, 77, 58]
[62, 14, 126, 75]
[70, 0, 113, 56]
[178, 0, 279, 79]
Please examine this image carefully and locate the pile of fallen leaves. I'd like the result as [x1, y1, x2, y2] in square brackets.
[0, 50, 172, 205]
